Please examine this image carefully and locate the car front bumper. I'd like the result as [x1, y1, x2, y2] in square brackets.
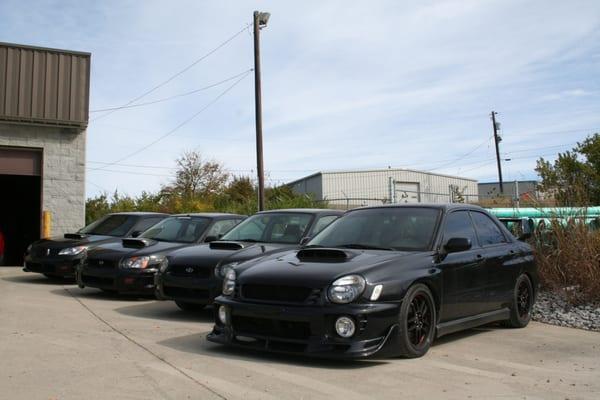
[155, 272, 220, 304]
[23, 256, 81, 278]
[207, 296, 402, 359]
[78, 266, 157, 295]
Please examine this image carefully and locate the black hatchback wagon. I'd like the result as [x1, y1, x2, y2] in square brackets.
[208, 204, 538, 359]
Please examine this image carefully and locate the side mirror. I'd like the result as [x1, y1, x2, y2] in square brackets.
[204, 235, 218, 243]
[131, 230, 142, 238]
[300, 236, 311, 246]
[443, 237, 472, 253]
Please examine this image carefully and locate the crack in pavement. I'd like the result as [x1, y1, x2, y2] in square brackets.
[63, 286, 227, 400]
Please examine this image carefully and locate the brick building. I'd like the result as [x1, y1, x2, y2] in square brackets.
[0, 42, 90, 264]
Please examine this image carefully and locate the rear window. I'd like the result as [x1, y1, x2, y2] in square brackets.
[79, 215, 139, 237]
[140, 217, 211, 243]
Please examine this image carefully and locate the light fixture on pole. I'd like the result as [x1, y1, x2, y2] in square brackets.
[253, 11, 270, 211]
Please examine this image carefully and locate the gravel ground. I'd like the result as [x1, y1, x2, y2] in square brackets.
[533, 290, 600, 332]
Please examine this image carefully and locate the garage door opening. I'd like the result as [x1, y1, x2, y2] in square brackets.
[0, 147, 42, 266]
[0, 175, 41, 265]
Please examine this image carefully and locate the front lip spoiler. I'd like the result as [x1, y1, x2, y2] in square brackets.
[207, 323, 400, 360]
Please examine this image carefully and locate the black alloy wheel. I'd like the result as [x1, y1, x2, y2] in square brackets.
[506, 274, 534, 328]
[397, 283, 437, 358]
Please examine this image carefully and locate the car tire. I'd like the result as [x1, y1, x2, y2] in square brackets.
[505, 274, 533, 328]
[396, 283, 437, 358]
[175, 301, 205, 312]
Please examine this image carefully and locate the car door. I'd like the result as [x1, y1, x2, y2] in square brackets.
[437, 210, 487, 322]
[470, 211, 518, 311]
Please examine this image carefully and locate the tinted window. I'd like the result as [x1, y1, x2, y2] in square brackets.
[133, 217, 165, 233]
[309, 208, 440, 251]
[311, 215, 339, 235]
[443, 211, 478, 248]
[140, 217, 210, 243]
[79, 215, 139, 237]
[221, 213, 313, 244]
[471, 212, 507, 246]
[205, 219, 241, 238]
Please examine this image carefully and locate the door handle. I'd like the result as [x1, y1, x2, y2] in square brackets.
[476, 254, 483, 259]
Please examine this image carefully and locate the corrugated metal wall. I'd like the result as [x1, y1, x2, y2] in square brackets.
[0, 43, 90, 128]
[321, 170, 478, 204]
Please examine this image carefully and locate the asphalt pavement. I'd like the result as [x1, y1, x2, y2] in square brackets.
[1, 267, 598, 400]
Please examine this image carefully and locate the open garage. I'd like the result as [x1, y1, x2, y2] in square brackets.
[0, 42, 90, 265]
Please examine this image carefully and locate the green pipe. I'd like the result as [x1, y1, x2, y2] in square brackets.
[488, 207, 600, 218]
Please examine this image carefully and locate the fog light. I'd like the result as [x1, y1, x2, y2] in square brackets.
[335, 316, 355, 338]
[218, 305, 228, 324]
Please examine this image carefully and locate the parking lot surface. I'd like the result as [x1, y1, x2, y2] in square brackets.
[1, 267, 599, 400]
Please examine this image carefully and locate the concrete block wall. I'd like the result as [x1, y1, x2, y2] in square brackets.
[0, 123, 86, 236]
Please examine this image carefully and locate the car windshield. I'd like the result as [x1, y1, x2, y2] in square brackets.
[308, 207, 441, 251]
[79, 215, 139, 237]
[220, 213, 313, 244]
[140, 217, 211, 243]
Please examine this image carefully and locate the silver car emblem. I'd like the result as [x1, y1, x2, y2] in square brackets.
[98, 260, 104, 265]
[185, 267, 194, 273]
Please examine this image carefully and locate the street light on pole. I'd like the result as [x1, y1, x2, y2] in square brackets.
[253, 10, 270, 211]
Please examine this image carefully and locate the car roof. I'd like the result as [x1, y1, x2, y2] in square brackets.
[347, 203, 487, 213]
[170, 213, 246, 219]
[256, 208, 344, 215]
[109, 212, 169, 216]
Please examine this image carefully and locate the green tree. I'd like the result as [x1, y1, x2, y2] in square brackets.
[162, 151, 229, 199]
[536, 133, 600, 205]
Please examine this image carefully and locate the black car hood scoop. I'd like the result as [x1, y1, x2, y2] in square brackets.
[64, 233, 87, 240]
[122, 238, 154, 248]
[296, 248, 354, 262]
[209, 241, 245, 250]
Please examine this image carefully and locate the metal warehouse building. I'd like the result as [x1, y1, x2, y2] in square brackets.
[288, 168, 478, 209]
[0, 42, 90, 265]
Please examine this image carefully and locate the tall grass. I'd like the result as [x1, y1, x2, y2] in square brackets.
[533, 219, 600, 304]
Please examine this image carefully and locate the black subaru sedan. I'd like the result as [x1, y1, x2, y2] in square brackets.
[208, 204, 538, 359]
[23, 212, 168, 278]
[77, 213, 244, 295]
[155, 209, 342, 311]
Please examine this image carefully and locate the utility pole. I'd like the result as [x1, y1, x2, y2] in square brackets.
[491, 111, 504, 194]
[253, 11, 270, 211]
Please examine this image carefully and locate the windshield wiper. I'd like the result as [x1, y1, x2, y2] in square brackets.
[338, 243, 395, 251]
[237, 238, 262, 243]
[302, 244, 324, 248]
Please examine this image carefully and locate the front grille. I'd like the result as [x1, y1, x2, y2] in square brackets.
[86, 258, 117, 269]
[241, 284, 320, 304]
[26, 262, 55, 273]
[163, 286, 209, 300]
[31, 247, 60, 257]
[168, 264, 211, 278]
[82, 275, 114, 287]
[232, 315, 311, 340]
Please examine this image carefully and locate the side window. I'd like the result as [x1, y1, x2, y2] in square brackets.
[311, 215, 339, 236]
[133, 217, 164, 234]
[442, 211, 478, 248]
[206, 219, 239, 238]
[470, 212, 507, 246]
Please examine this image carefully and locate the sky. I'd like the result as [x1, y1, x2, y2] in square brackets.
[1, 0, 599, 198]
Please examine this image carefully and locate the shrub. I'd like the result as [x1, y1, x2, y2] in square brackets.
[533, 219, 600, 304]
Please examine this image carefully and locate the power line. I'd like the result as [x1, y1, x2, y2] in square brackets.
[90, 70, 252, 171]
[89, 69, 253, 113]
[424, 135, 494, 172]
[91, 24, 250, 122]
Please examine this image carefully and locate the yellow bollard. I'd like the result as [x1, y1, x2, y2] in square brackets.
[42, 211, 52, 239]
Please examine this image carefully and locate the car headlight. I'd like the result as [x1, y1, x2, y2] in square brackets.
[159, 257, 169, 273]
[121, 256, 150, 269]
[58, 246, 87, 256]
[214, 262, 239, 279]
[328, 275, 366, 304]
[222, 269, 236, 296]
